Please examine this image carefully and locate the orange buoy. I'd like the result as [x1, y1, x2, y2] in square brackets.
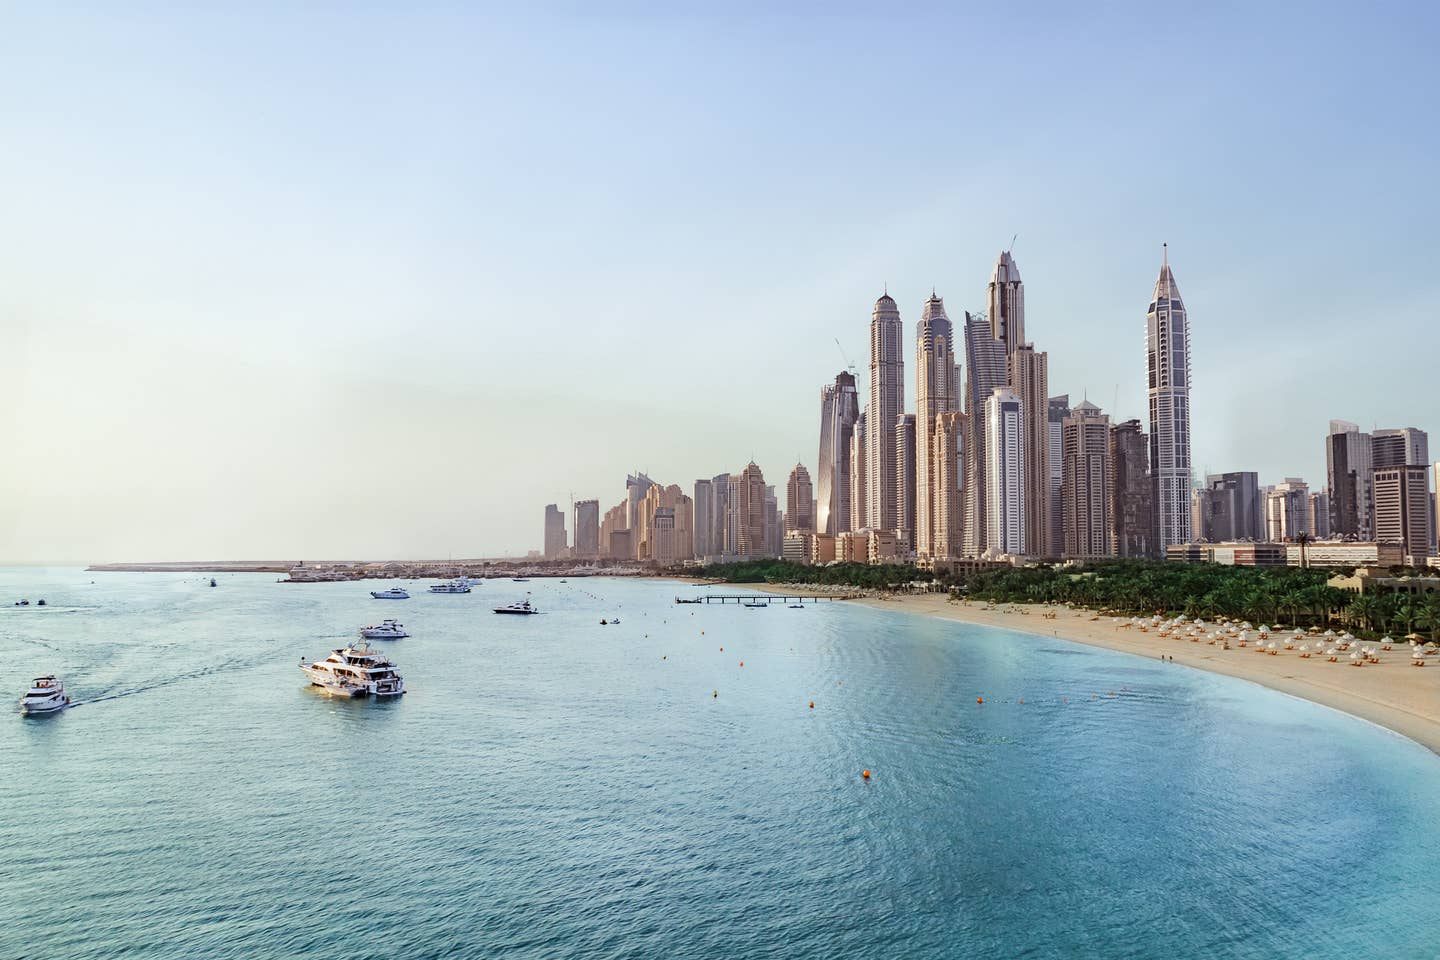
[808, 701, 814, 708]
[738, 661, 743, 667]
[861, 769, 871, 780]
[1019, 698, 1024, 704]
[977, 697, 984, 704]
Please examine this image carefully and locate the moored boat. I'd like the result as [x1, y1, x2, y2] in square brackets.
[360, 619, 408, 640]
[429, 580, 472, 594]
[494, 599, 539, 615]
[370, 587, 410, 600]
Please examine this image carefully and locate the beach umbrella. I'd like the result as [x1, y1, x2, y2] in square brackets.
[1405, 633, 1424, 642]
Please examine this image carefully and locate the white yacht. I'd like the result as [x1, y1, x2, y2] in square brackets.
[360, 619, 408, 640]
[370, 587, 410, 600]
[20, 676, 70, 715]
[300, 642, 405, 697]
[429, 580, 472, 594]
[493, 599, 539, 615]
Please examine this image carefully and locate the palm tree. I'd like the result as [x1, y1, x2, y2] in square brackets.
[1347, 594, 1378, 632]
[1417, 594, 1440, 642]
[1294, 532, 1314, 570]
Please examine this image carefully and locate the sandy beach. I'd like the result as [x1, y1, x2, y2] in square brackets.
[834, 593, 1440, 756]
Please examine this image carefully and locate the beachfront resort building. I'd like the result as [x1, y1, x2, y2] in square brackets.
[1146, 245, 1193, 553]
[1372, 465, 1432, 564]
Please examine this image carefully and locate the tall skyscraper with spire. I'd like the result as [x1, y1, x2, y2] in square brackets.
[988, 251, 1025, 358]
[914, 293, 958, 557]
[867, 292, 904, 532]
[1146, 245, 1193, 550]
[1009, 343, 1050, 556]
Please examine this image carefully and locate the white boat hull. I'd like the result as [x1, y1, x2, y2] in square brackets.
[20, 699, 68, 715]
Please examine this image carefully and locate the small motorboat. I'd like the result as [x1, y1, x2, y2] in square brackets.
[370, 587, 410, 600]
[20, 676, 70, 715]
[600, 619, 608, 625]
[360, 619, 408, 640]
[788, 604, 805, 609]
[494, 599, 539, 615]
[511, 578, 530, 583]
[14, 600, 29, 607]
[36, 599, 46, 607]
[612, 618, 620, 625]
[743, 601, 767, 608]
[209, 578, 217, 587]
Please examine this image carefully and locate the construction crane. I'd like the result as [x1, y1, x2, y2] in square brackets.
[833, 338, 857, 376]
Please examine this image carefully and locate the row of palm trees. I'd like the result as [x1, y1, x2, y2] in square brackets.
[960, 561, 1440, 641]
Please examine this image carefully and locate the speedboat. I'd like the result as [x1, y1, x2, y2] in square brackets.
[494, 599, 539, 615]
[788, 604, 805, 609]
[743, 601, 768, 608]
[209, 578, 217, 587]
[511, 578, 530, 583]
[14, 600, 29, 607]
[429, 580, 472, 594]
[36, 599, 46, 607]
[300, 642, 405, 697]
[370, 587, 410, 600]
[20, 676, 70, 715]
[360, 619, 408, 640]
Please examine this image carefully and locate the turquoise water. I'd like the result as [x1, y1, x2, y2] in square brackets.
[3, 568, 1439, 959]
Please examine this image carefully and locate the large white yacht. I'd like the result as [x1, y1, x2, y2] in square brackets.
[493, 598, 539, 615]
[20, 676, 70, 715]
[370, 586, 410, 600]
[429, 580, 471, 594]
[300, 642, 405, 697]
[360, 619, 408, 640]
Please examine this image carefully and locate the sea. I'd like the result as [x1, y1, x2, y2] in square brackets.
[2, 567, 1438, 959]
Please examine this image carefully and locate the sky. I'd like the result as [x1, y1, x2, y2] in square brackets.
[3, 1, 1438, 562]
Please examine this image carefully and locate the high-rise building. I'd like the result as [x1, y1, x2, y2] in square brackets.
[573, 499, 600, 558]
[1373, 465, 1430, 563]
[1111, 419, 1155, 558]
[963, 312, 1007, 557]
[635, 483, 694, 563]
[987, 251, 1025, 358]
[866, 293, 904, 531]
[817, 371, 860, 536]
[1309, 491, 1331, 540]
[543, 504, 566, 558]
[1197, 472, 1262, 542]
[984, 387, 1026, 556]
[1432, 462, 1440, 556]
[1265, 478, 1311, 542]
[1048, 396, 1070, 557]
[786, 464, 815, 534]
[849, 412, 867, 532]
[693, 480, 713, 558]
[1009, 345, 1051, 556]
[1061, 401, 1112, 559]
[600, 501, 629, 558]
[1326, 420, 1373, 539]
[895, 414, 916, 550]
[736, 462, 768, 557]
[1372, 428, 1429, 469]
[625, 473, 654, 558]
[914, 294, 958, 557]
[932, 411, 966, 559]
[764, 485, 781, 557]
[1146, 245, 1193, 552]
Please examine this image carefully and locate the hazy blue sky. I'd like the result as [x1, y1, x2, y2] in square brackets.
[3, 2, 1437, 561]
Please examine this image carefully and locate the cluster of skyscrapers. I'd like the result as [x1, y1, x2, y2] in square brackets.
[543, 246, 1439, 570]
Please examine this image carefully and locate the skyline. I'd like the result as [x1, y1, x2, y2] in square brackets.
[5, 3, 1440, 561]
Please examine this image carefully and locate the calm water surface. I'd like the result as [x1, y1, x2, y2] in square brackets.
[3, 568, 1438, 959]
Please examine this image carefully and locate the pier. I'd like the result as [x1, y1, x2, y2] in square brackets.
[676, 594, 859, 604]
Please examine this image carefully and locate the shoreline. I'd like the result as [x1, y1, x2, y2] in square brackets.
[834, 593, 1440, 757]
